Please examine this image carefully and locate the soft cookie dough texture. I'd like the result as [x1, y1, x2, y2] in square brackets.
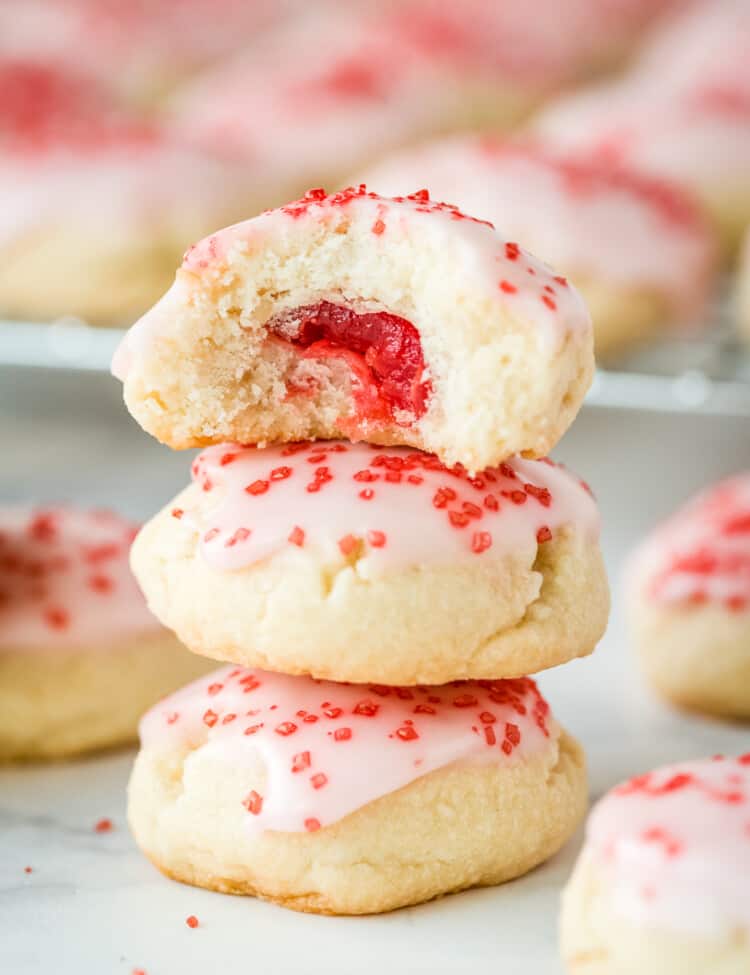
[627, 472, 750, 719]
[0, 506, 212, 761]
[561, 756, 750, 974]
[113, 186, 594, 473]
[129, 665, 588, 915]
[131, 441, 608, 685]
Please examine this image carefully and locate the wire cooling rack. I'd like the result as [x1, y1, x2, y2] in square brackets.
[2, 316, 750, 416]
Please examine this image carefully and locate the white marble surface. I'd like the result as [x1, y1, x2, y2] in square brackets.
[2, 368, 749, 975]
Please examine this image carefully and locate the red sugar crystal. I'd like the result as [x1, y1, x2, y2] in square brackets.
[542, 295, 557, 311]
[484, 726, 497, 746]
[94, 818, 113, 833]
[245, 480, 269, 496]
[288, 525, 305, 547]
[186, 915, 200, 929]
[207, 683, 223, 696]
[359, 489, 375, 500]
[275, 722, 298, 736]
[323, 706, 343, 719]
[536, 526, 553, 544]
[372, 219, 386, 235]
[453, 693, 478, 708]
[396, 725, 419, 741]
[353, 700, 379, 717]
[304, 818, 321, 832]
[242, 791, 263, 815]
[505, 723, 521, 746]
[88, 573, 113, 594]
[311, 773, 328, 789]
[202, 710, 218, 728]
[270, 466, 292, 481]
[220, 452, 238, 466]
[171, 508, 184, 519]
[499, 280, 517, 294]
[338, 534, 359, 556]
[333, 727, 352, 741]
[472, 531, 493, 554]
[505, 242, 520, 260]
[291, 751, 311, 772]
[367, 530, 386, 548]
[43, 607, 69, 630]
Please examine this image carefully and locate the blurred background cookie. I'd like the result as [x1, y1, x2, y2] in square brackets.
[0, 505, 212, 761]
[627, 473, 750, 719]
[561, 755, 750, 974]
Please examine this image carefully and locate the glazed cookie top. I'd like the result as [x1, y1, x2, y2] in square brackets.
[140, 664, 557, 833]
[629, 473, 750, 613]
[112, 185, 592, 381]
[585, 756, 750, 936]
[365, 137, 716, 313]
[0, 506, 159, 649]
[534, 76, 750, 190]
[169, 440, 600, 574]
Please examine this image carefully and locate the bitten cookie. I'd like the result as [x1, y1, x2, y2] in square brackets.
[130, 440, 608, 685]
[0, 61, 246, 325]
[0, 506, 212, 761]
[113, 186, 594, 472]
[561, 755, 750, 974]
[128, 664, 587, 915]
[627, 473, 750, 719]
[363, 137, 718, 358]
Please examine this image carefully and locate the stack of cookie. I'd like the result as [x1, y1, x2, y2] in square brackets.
[114, 186, 609, 914]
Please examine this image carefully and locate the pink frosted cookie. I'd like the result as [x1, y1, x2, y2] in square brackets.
[128, 663, 587, 914]
[0, 0, 285, 104]
[627, 473, 750, 718]
[167, 0, 680, 202]
[0, 505, 210, 760]
[533, 71, 750, 253]
[130, 440, 608, 685]
[561, 755, 750, 973]
[364, 137, 718, 357]
[0, 61, 246, 324]
[113, 186, 593, 472]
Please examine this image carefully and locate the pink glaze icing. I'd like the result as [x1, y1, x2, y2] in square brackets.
[585, 755, 750, 936]
[628, 473, 750, 613]
[534, 75, 750, 197]
[0, 506, 160, 649]
[173, 440, 600, 574]
[0, 61, 245, 263]
[111, 186, 592, 381]
[364, 137, 717, 317]
[139, 663, 557, 833]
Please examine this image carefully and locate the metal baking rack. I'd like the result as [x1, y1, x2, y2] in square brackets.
[2, 313, 749, 416]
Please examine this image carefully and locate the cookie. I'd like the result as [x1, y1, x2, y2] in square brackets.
[113, 186, 594, 472]
[533, 72, 750, 254]
[626, 473, 750, 719]
[0, 61, 246, 325]
[363, 137, 718, 358]
[0, 0, 284, 104]
[128, 664, 587, 915]
[561, 755, 750, 974]
[0, 506, 212, 760]
[130, 441, 608, 685]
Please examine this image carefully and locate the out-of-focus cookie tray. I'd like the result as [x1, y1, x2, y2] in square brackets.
[2, 317, 750, 417]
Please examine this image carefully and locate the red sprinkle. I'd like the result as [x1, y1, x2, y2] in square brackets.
[505, 242, 520, 261]
[275, 722, 298, 736]
[499, 280, 517, 294]
[304, 818, 321, 832]
[288, 525, 305, 547]
[367, 530, 386, 548]
[202, 709, 218, 728]
[245, 480, 270, 496]
[291, 751, 311, 772]
[338, 534, 359, 556]
[242, 791, 263, 815]
[333, 727, 352, 741]
[186, 916, 199, 929]
[311, 773, 328, 789]
[94, 818, 113, 833]
[472, 531, 493, 554]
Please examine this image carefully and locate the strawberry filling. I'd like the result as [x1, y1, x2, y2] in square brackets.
[267, 301, 432, 423]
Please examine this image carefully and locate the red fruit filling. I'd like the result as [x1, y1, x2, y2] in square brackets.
[266, 301, 432, 424]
